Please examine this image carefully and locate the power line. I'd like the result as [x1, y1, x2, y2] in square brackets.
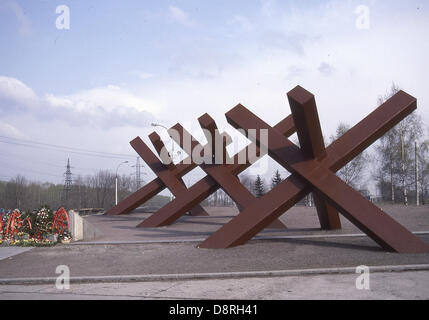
[0, 135, 135, 157]
[0, 152, 98, 172]
[0, 152, 136, 178]
[0, 139, 133, 160]
[0, 160, 64, 178]
[0, 135, 136, 160]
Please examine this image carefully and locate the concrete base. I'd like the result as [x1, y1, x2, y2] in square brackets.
[69, 211, 103, 242]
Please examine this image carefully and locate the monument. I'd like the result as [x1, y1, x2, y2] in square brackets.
[106, 86, 429, 253]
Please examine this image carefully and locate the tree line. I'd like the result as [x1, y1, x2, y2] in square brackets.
[0, 171, 170, 211]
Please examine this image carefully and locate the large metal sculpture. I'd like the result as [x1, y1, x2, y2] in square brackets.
[105, 132, 210, 217]
[107, 115, 287, 229]
[106, 86, 429, 253]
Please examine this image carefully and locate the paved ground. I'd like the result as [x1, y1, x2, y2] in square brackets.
[0, 247, 32, 261]
[1, 235, 429, 278]
[1, 271, 428, 300]
[83, 205, 429, 242]
[1, 205, 428, 299]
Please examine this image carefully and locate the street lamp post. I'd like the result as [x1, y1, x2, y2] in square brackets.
[115, 161, 129, 205]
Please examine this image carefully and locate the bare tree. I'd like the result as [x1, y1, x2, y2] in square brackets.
[0, 171, 168, 211]
[375, 83, 426, 204]
[416, 140, 429, 204]
[330, 123, 368, 189]
[3, 175, 28, 209]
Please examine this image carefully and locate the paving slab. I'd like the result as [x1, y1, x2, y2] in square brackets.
[0, 247, 33, 261]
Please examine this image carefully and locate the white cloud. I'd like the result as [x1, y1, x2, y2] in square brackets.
[46, 85, 159, 115]
[168, 48, 241, 80]
[318, 62, 335, 77]
[137, 72, 154, 80]
[128, 71, 155, 81]
[0, 123, 26, 139]
[168, 6, 193, 26]
[230, 15, 253, 32]
[0, 76, 157, 129]
[1, 0, 32, 36]
[0, 76, 37, 105]
[261, 0, 277, 17]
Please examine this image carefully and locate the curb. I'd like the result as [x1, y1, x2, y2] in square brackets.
[1, 264, 429, 285]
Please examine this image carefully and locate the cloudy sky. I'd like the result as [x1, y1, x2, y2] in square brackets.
[1, 0, 429, 191]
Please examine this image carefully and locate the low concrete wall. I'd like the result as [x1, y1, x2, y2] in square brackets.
[69, 210, 103, 241]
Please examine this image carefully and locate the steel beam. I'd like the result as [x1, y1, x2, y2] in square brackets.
[287, 86, 341, 230]
[148, 132, 209, 216]
[105, 139, 207, 216]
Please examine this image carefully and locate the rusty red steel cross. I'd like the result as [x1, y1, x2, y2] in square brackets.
[106, 85, 429, 253]
[198, 86, 428, 253]
[165, 114, 287, 229]
[108, 117, 288, 229]
[105, 111, 297, 220]
[132, 117, 297, 229]
[106, 121, 287, 228]
[106, 131, 210, 217]
[129, 107, 338, 231]
[132, 132, 211, 217]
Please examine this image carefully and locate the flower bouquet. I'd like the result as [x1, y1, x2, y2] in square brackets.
[58, 231, 72, 244]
